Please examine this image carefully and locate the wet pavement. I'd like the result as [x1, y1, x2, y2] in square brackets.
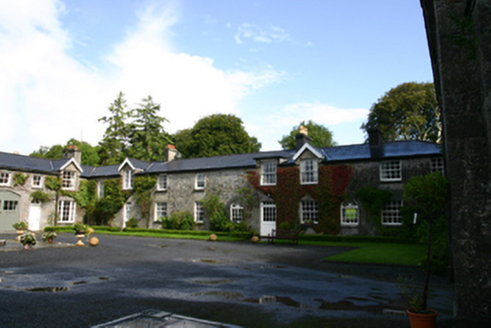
[0, 233, 455, 327]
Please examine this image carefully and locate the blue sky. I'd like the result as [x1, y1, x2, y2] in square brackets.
[0, 0, 433, 155]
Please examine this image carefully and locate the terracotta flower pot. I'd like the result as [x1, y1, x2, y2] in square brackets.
[407, 308, 438, 328]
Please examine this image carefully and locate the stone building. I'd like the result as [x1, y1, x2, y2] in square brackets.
[0, 129, 442, 237]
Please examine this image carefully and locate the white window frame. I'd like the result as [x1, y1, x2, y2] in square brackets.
[157, 175, 168, 191]
[195, 173, 205, 190]
[261, 201, 276, 222]
[155, 202, 167, 221]
[0, 172, 11, 186]
[341, 202, 359, 226]
[58, 200, 76, 223]
[431, 158, 444, 175]
[62, 171, 76, 190]
[381, 200, 403, 226]
[123, 170, 132, 190]
[260, 161, 277, 186]
[300, 159, 318, 185]
[230, 203, 244, 223]
[380, 160, 402, 182]
[97, 180, 104, 199]
[32, 175, 43, 188]
[195, 202, 204, 223]
[300, 200, 319, 224]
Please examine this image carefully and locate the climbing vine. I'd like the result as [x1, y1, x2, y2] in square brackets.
[246, 164, 354, 234]
[133, 176, 157, 228]
[13, 173, 29, 186]
[356, 186, 393, 236]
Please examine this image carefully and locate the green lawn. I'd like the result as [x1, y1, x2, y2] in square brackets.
[322, 242, 427, 266]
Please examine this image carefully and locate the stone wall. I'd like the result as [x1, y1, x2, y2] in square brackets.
[421, 0, 491, 321]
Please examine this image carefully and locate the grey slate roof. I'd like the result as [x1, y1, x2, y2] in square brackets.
[0, 140, 442, 179]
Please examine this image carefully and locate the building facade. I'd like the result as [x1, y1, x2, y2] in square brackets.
[0, 130, 442, 236]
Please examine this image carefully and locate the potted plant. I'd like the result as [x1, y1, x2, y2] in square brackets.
[13, 221, 28, 242]
[402, 172, 448, 327]
[19, 231, 37, 250]
[73, 223, 87, 246]
[42, 231, 57, 243]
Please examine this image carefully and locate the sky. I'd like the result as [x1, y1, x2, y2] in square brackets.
[0, 0, 434, 156]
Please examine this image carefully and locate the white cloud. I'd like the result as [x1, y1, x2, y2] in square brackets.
[234, 23, 291, 45]
[0, 0, 283, 154]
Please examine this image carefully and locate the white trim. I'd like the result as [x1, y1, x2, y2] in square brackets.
[292, 143, 324, 161]
[260, 160, 277, 186]
[194, 202, 204, 223]
[31, 175, 43, 188]
[299, 199, 319, 224]
[154, 202, 167, 221]
[118, 158, 135, 172]
[58, 200, 76, 223]
[157, 174, 167, 191]
[122, 170, 132, 190]
[195, 173, 205, 190]
[380, 160, 402, 182]
[0, 172, 11, 186]
[300, 159, 318, 185]
[230, 203, 244, 223]
[341, 202, 359, 226]
[60, 157, 83, 173]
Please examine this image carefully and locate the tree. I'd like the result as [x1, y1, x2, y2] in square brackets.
[127, 96, 172, 162]
[173, 114, 261, 159]
[278, 120, 336, 150]
[361, 82, 441, 143]
[98, 92, 132, 165]
[30, 139, 100, 166]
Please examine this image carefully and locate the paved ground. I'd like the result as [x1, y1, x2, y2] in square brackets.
[0, 233, 456, 327]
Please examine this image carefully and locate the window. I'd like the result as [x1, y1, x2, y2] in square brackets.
[0, 172, 11, 185]
[300, 200, 319, 224]
[195, 173, 205, 190]
[431, 158, 444, 175]
[195, 202, 204, 223]
[3, 200, 18, 211]
[261, 201, 276, 222]
[341, 203, 359, 226]
[230, 203, 244, 223]
[124, 202, 132, 222]
[382, 200, 403, 225]
[157, 175, 167, 191]
[123, 170, 132, 190]
[97, 180, 104, 199]
[32, 175, 43, 188]
[260, 161, 277, 186]
[155, 202, 167, 221]
[62, 171, 76, 189]
[58, 200, 76, 222]
[380, 160, 402, 181]
[300, 159, 318, 184]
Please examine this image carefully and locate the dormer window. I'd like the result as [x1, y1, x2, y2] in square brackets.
[123, 170, 132, 190]
[62, 171, 76, 190]
[260, 161, 277, 186]
[195, 173, 205, 190]
[300, 159, 318, 184]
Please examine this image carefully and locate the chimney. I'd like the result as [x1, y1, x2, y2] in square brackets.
[295, 125, 312, 151]
[367, 127, 384, 159]
[63, 144, 82, 164]
[165, 144, 178, 162]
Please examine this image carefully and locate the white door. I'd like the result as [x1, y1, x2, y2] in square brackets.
[260, 201, 276, 236]
[29, 201, 42, 231]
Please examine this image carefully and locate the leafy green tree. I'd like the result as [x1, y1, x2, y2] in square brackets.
[173, 114, 261, 159]
[30, 139, 100, 166]
[279, 120, 336, 150]
[361, 82, 441, 143]
[98, 92, 132, 165]
[128, 96, 172, 162]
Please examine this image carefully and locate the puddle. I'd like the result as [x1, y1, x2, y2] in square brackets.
[192, 279, 233, 285]
[24, 286, 69, 292]
[192, 291, 243, 300]
[260, 265, 286, 269]
[317, 299, 404, 314]
[98, 277, 110, 281]
[72, 281, 88, 285]
[244, 295, 308, 308]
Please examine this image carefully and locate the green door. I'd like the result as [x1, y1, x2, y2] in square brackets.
[0, 191, 21, 232]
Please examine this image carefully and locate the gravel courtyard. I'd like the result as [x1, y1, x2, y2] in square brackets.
[0, 233, 454, 327]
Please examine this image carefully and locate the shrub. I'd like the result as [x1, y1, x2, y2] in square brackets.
[126, 218, 139, 228]
[160, 211, 195, 230]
